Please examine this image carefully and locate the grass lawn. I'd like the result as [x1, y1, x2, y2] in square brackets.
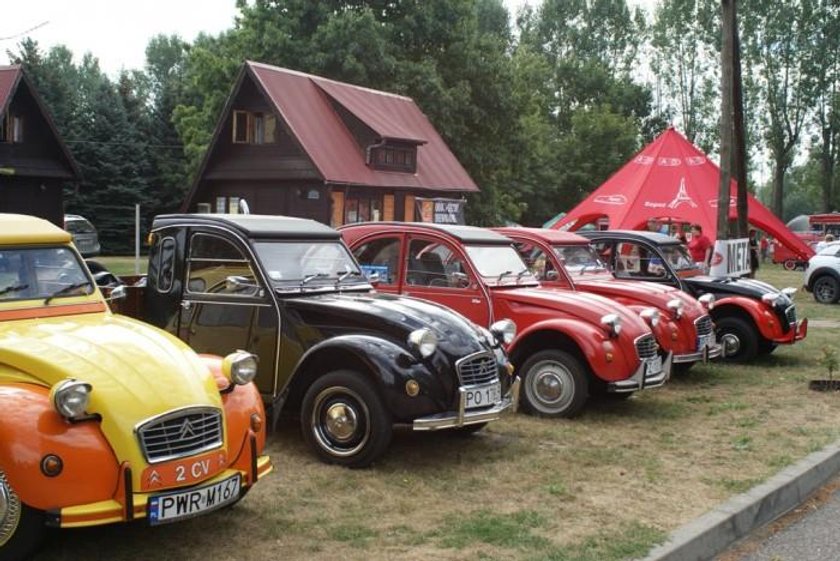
[92, 256, 148, 276]
[38, 264, 840, 561]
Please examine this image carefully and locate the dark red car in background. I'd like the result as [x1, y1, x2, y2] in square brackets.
[495, 227, 722, 374]
[341, 223, 671, 418]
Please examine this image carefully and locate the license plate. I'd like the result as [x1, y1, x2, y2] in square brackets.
[148, 474, 240, 526]
[697, 334, 712, 350]
[644, 355, 663, 376]
[464, 382, 501, 409]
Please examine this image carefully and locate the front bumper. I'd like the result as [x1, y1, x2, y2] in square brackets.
[771, 318, 808, 344]
[413, 376, 521, 431]
[673, 342, 724, 364]
[607, 352, 673, 393]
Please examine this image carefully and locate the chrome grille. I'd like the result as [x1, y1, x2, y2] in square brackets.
[635, 334, 658, 360]
[695, 315, 713, 337]
[456, 352, 499, 386]
[785, 305, 797, 325]
[137, 407, 223, 464]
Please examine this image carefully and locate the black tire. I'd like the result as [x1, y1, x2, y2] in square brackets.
[672, 362, 695, 376]
[758, 339, 778, 355]
[812, 275, 840, 304]
[0, 471, 43, 561]
[715, 316, 759, 362]
[300, 370, 392, 468]
[519, 350, 589, 418]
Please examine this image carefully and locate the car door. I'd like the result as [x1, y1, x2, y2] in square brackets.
[402, 235, 492, 326]
[179, 231, 279, 397]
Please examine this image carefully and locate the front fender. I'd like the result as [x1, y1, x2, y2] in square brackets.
[714, 297, 782, 341]
[0, 383, 120, 511]
[510, 319, 638, 382]
[292, 335, 458, 423]
[623, 305, 692, 355]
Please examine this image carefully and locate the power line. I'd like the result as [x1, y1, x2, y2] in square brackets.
[0, 20, 49, 42]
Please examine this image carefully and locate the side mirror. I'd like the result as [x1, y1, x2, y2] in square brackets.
[367, 271, 381, 286]
[545, 270, 560, 281]
[106, 285, 127, 302]
[449, 271, 469, 288]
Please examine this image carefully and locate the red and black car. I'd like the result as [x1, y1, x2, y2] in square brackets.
[495, 227, 722, 373]
[341, 223, 671, 418]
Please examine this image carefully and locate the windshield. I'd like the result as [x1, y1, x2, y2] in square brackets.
[660, 244, 698, 271]
[253, 241, 367, 290]
[0, 246, 93, 302]
[551, 244, 608, 275]
[464, 245, 537, 286]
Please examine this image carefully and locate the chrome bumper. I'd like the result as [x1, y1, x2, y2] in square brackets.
[673, 342, 723, 364]
[413, 376, 521, 431]
[607, 352, 673, 393]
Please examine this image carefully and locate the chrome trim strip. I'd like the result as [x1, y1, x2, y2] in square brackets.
[608, 352, 672, 393]
[673, 343, 723, 363]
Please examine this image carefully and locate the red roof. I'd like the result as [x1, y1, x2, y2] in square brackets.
[494, 226, 589, 244]
[553, 127, 814, 260]
[247, 61, 477, 192]
[0, 65, 22, 114]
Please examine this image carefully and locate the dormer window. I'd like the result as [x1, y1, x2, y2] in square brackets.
[369, 142, 417, 173]
[232, 110, 276, 144]
[0, 112, 23, 143]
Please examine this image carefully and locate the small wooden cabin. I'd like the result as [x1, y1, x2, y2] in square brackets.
[0, 65, 80, 226]
[182, 61, 477, 225]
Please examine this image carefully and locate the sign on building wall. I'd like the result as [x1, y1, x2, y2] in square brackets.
[416, 197, 466, 225]
[708, 238, 750, 277]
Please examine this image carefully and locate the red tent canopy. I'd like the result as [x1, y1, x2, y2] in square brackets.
[553, 127, 814, 261]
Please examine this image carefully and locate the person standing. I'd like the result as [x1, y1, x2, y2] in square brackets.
[748, 229, 759, 278]
[760, 235, 768, 263]
[688, 224, 712, 272]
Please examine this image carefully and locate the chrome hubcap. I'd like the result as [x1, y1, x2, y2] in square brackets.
[311, 386, 370, 458]
[721, 333, 741, 356]
[324, 403, 359, 442]
[0, 471, 20, 547]
[527, 361, 575, 413]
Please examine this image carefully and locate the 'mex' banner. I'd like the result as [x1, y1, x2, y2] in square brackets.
[709, 238, 750, 277]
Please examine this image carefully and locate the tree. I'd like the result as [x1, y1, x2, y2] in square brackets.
[810, 1, 840, 212]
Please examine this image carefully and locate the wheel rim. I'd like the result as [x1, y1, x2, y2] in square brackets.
[721, 333, 741, 357]
[310, 386, 370, 458]
[525, 360, 575, 414]
[815, 279, 837, 303]
[0, 471, 21, 547]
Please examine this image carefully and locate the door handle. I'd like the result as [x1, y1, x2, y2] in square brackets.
[471, 298, 482, 304]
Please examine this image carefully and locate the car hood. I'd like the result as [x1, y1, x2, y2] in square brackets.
[0, 312, 221, 463]
[493, 287, 651, 336]
[576, 278, 705, 319]
[282, 291, 490, 356]
[686, 276, 790, 303]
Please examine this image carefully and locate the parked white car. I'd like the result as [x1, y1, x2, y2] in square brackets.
[803, 241, 840, 303]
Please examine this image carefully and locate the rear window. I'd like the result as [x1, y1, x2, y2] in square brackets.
[65, 219, 96, 234]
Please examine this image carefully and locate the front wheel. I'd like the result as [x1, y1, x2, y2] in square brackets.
[783, 259, 797, 271]
[520, 350, 589, 418]
[813, 276, 840, 304]
[301, 370, 393, 468]
[715, 316, 759, 362]
[0, 471, 43, 561]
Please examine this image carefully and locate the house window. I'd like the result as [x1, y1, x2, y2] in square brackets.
[228, 196, 240, 214]
[344, 194, 383, 224]
[232, 111, 249, 143]
[216, 196, 227, 213]
[369, 143, 417, 173]
[1, 113, 23, 143]
[196, 203, 212, 214]
[232, 110, 277, 144]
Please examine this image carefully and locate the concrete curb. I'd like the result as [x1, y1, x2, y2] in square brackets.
[637, 439, 840, 561]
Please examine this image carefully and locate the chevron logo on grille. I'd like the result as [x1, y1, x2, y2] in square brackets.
[178, 419, 197, 440]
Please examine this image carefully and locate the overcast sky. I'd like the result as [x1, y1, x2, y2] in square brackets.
[1, 0, 659, 77]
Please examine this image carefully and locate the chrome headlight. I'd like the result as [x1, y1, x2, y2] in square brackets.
[489, 319, 517, 345]
[408, 328, 438, 358]
[224, 350, 259, 385]
[667, 298, 684, 319]
[50, 379, 92, 419]
[782, 287, 797, 299]
[600, 313, 622, 337]
[762, 293, 781, 305]
[640, 308, 660, 328]
[698, 293, 715, 310]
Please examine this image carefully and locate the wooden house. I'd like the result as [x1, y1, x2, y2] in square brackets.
[182, 61, 478, 225]
[0, 65, 80, 226]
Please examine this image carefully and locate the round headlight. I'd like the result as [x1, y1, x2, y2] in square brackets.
[782, 287, 797, 299]
[490, 319, 517, 345]
[408, 328, 438, 358]
[224, 350, 259, 385]
[667, 298, 684, 319]
[640, 308, 660, 327]
[762, 293, 780, 305]
[600, 313, 622, 337]
[50, 379, 92, 419]
[698, 293, 715, 310]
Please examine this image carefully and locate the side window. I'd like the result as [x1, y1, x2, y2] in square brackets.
[614, 242, 666, 279]
[156, 237, 176, 293]
[406, 238, 470, 288]
[513, 242, 555, 281]
[590, 242, 614, 270]
[187, 233, 260, 296]
[352, 237, 400, 285]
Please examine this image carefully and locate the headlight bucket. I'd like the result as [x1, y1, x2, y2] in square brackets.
[50, 379, 92, 420]
[408, 328, 438, 358]
[762, 293, 781, 306]
[781, 287, 797, 299]
[667, 299, 684, 319]
[600, 313, 622, 337]
[698, 293, 715, 310]
[640, 308, 660, 328]
[489, 319, 517, 345]
[223, 350, 259, 385]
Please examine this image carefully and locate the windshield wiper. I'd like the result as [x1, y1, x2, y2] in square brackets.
[515, 269, 531, 284]
[497, 270, 513, 283]
[334, 269, 363, 288]
[300, 273, 329, 289]
[44, 281, 92, 304]
[0, 284, 29, 296]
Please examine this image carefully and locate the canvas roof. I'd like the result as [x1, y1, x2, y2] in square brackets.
[553, 127, 814, 260]
[244, 61, 477, 192]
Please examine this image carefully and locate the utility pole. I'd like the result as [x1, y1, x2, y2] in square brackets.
[717, 0, 735, 240]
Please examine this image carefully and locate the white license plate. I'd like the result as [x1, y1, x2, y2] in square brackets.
[464, 382, 501, 409]
[644, 355, 663, 376]
[697, 334, 712, 350]
[148, 474, 241, 526]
